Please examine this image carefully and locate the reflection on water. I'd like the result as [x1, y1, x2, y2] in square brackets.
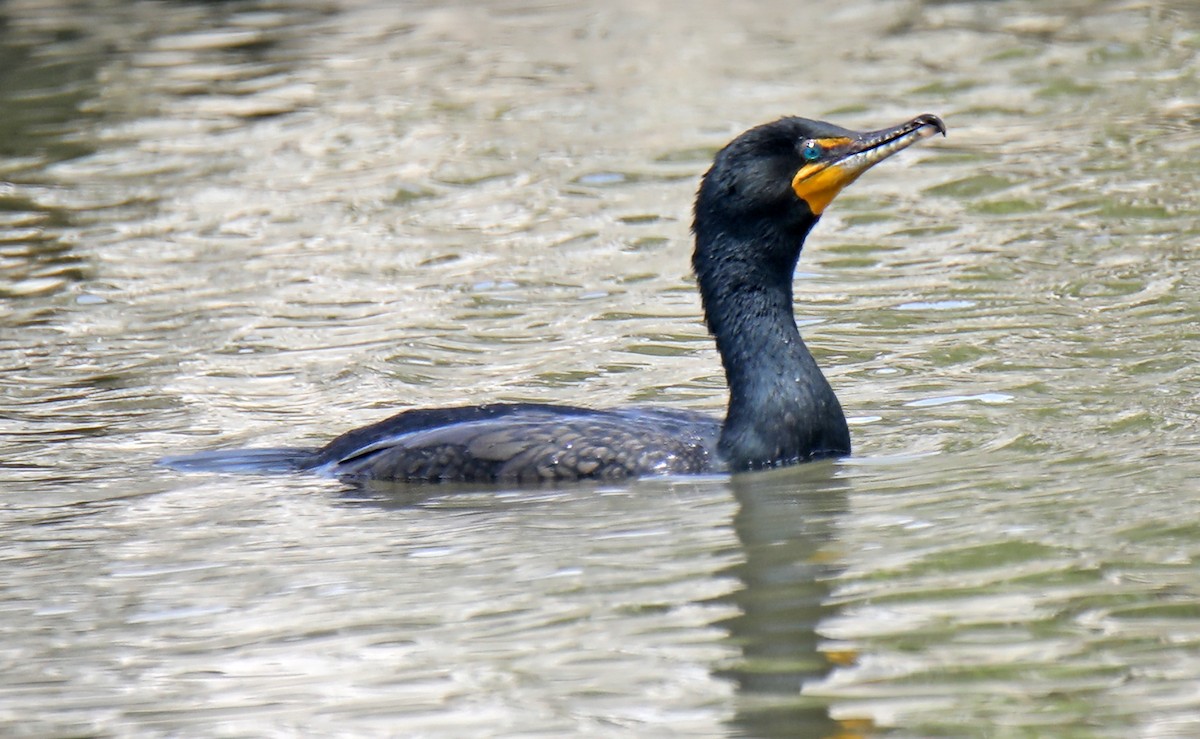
[717, 466, 848, 738]
[0, 3, 99, 299]
[2, 0, 1200, 735]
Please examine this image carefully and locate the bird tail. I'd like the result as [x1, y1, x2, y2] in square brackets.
[158, 447, 320, 474]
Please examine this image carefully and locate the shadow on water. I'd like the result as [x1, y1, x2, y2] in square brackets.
[714, 462, 859, 739]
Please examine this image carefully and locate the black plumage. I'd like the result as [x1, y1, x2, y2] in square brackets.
[162, 114, 945, 484]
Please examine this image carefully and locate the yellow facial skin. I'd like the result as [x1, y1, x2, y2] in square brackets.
[790, 118, 944, 215]
[790, 137, 856, 215]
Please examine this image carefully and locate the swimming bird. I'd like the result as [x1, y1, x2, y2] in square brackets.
[162, 114, 945, 484]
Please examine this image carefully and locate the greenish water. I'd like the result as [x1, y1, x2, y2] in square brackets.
[2, 0, 1199, 736]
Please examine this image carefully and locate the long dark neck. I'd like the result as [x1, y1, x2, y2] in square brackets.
[694, 228, 851, 470]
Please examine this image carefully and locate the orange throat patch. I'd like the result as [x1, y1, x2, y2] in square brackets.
[791, 162, 863, 216]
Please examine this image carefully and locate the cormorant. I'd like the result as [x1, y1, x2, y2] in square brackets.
[161, 114, 945, 484]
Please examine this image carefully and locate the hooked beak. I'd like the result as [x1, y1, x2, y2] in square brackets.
[791, 113, 946, 215]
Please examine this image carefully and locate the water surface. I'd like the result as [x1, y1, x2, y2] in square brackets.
[2, 0, 1199, 736]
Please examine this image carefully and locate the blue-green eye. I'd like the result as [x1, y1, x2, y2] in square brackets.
[801, 141, 822, 161]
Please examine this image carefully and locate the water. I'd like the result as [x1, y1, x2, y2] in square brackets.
[2, 0, 1198, 735]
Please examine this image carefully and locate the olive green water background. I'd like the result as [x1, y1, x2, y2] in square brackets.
[3, 0, 1199, 736]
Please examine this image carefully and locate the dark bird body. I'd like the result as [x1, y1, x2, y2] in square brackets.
[162, 114, 945, 484]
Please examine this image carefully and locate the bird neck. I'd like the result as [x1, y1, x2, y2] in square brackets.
[695, 230, 851, 470]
